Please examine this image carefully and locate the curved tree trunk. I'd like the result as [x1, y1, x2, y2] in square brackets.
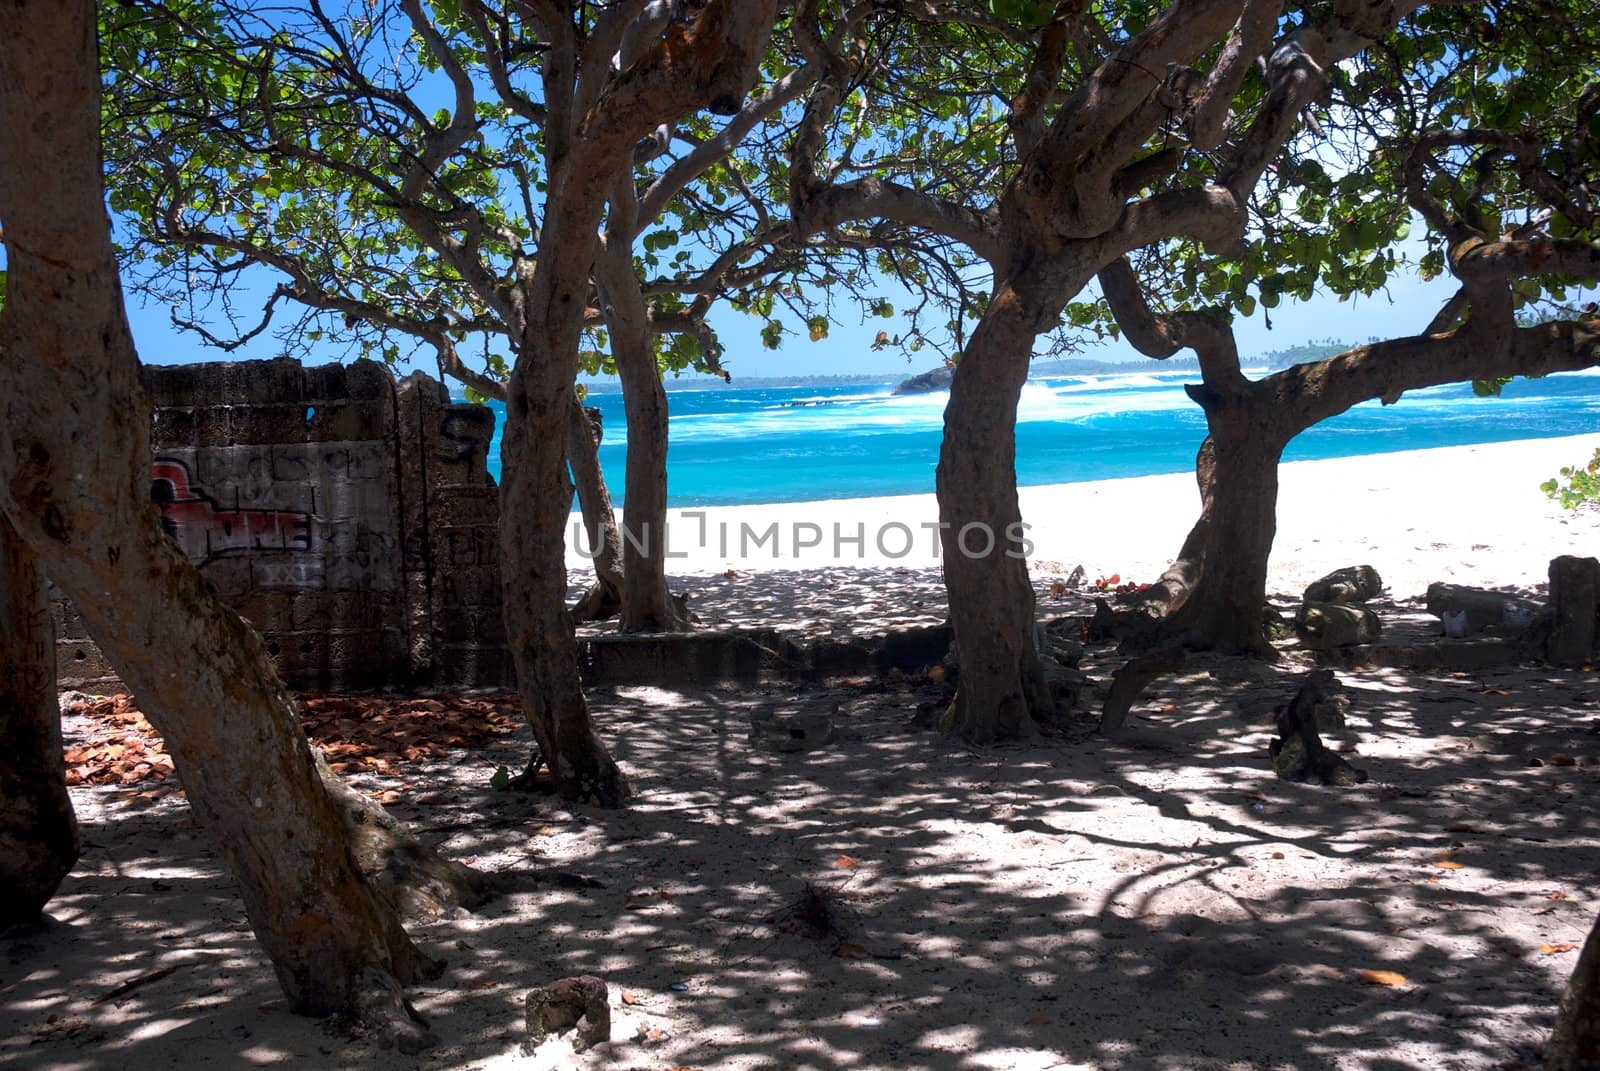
[1154, 406, 1287, 656]
[935, 297, 1048, 743]
[0, 6, 438, 1046]
[595, 229, 691, 633]
[1548, 908, 1600, 1070]
[1131, 436, 1217, 615]
[0, 517, 79, 926]
[567, 397, 625, 623]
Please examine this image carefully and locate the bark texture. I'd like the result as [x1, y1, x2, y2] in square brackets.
[1548, 908, 1600, 1071]
[566, 397, 625, 623]
[0, 517, 79, 925]
[0, 4, 437, 1044]
[935, 295, 1052, 742]
[502, 358, 631, 803]
[595, 226, 691, 633]
[1154, 399, 1287, 656]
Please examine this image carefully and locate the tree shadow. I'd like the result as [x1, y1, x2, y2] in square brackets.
[4, 625, 1595, 1069]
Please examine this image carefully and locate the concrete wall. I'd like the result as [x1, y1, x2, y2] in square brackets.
[53, 358, 511, 692]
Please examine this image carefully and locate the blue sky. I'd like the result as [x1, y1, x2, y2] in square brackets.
[121, 255, 1463, 380]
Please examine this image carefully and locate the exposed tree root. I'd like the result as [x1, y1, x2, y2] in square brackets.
[570, 578, 623, 623]
[349, 968, 438, 1054]
[1099, 646, 1187, 737]
[319, 760, 507, 918]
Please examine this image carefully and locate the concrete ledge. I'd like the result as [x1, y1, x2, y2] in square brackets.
[577, 623, 951, 686]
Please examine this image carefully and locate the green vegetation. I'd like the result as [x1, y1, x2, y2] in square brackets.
[1542, 449, 1600, 510]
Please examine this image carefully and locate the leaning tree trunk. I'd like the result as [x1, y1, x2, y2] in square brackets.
[1134, 437, 1216, 613]
[595, 238, 691, 633]
[566, 396, 625, 622]
[0, 517, 79, 925]
[0, 5, 438, 1046]
[1548, 908, 1600, 1070]
[935, 296, 1048, 743]
[1154, 400, 1288, 655]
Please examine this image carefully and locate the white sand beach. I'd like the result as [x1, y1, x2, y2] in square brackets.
[579, 433, 1600, 601]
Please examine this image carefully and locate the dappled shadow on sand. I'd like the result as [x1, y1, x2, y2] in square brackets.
[572, 561, 1090, 639]
[3, 645, 1597, 1070]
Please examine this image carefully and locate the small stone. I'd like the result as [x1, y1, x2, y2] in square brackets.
[525, 975, 609, 1049]
[1303, 565, 1383, 606]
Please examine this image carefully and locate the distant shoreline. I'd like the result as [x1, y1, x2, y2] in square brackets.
[574, 357, 1270, 394]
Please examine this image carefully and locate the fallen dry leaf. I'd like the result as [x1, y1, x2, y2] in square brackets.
[1548, 754, 1578, 767]
[1432, 861, 1464, 870]
[1356, 969, 1408, 987]
[1541, 943, 1578, 955]
[1548, 891, 1570, 901]
[620, 989, 643, 1006]
[833, 854, 859, 870]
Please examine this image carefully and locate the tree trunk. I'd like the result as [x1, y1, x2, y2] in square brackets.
[318, 758, 504, 920]
[0, 516, 79, 925]
[595, 240, 691, 633]
[501, 362, 631, 804]
[1156, 407, 1286, 656]
[566, 397, 624, 623]
[498, 172, 631, 804]
[1133, 437, 1216, 615]
[0, 5, 437, 1046]
[935, 296, 1048, 743]
[614, 350, 689, 631]
[1548, 908, 1600, 1070]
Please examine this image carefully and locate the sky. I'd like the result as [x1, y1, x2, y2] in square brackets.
[119, 253, 1465, 382]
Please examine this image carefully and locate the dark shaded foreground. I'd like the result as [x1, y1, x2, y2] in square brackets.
[3, 651, 1596, 1070]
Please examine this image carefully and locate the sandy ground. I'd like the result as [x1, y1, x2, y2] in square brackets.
[4, 434, 1600, 1071]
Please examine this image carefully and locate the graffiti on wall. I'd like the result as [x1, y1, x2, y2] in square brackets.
[151, 459, 313, 564]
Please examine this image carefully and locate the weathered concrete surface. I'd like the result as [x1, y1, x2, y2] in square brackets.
[1546, 555, 1600, 667]
[576, 623, 952, 687]
[55, 359, 504, 692]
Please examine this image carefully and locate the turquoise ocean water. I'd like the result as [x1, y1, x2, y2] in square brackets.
[480, 368, 1600, 508]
